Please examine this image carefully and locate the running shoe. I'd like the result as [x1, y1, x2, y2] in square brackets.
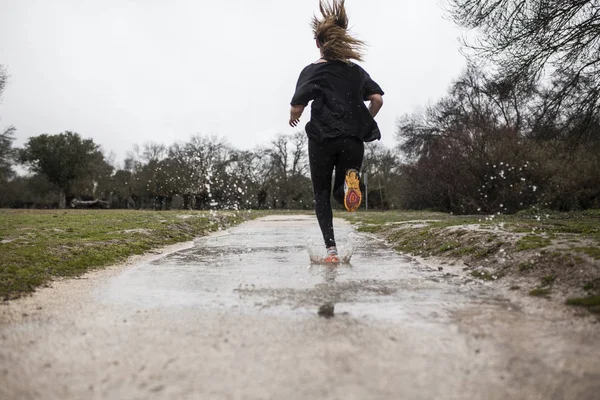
[324, 254, 340, 263]
[324, 247, 340, 264]
[344, 169, 362, 212]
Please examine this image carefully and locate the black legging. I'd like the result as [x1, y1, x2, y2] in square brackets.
[308, 136, 364, 248]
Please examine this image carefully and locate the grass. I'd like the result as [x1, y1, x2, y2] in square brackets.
[470, 270, 498, 281]
[342, 210, 452, 227]
[583, 279, 600, 291]
[519, 261, 535, 272]
[566, 295, 600, 314]
[529, 288, 551, 297]
[342, 210, 600, 310]
[508, 209, 600, 239]
[0, 209, 257, 300]
[572, 246, 600, 260]
[342, 210, 600, 261]
[541, 275, 557, 286]
[515, 235, 552, 251]
[344, 211, 509, 263]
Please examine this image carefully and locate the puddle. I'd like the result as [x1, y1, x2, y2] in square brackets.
[99, 215, 488, 322]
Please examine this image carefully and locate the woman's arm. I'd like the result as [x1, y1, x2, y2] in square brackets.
[289, 104, 306, 127]
[367, 94, 383, 118]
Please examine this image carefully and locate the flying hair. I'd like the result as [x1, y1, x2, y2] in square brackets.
[311, 0, 366, 62]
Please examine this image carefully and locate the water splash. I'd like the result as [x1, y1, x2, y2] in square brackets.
[306, 237, 354, 264]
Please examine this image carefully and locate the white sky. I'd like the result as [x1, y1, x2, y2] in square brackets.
[0, 0, 466, 164]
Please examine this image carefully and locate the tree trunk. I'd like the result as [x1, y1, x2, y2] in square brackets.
[58, 189, 66, 209]
[127, 196, 136, 209]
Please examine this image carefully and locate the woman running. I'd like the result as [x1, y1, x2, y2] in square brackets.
[289, 0, 384, 263]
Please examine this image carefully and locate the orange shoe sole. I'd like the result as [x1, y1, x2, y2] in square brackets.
[324, 254, 340, 264]
[344, 169, 362, 212]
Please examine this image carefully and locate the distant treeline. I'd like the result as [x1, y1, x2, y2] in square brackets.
[0, 131, 401, 211]
[1, 1, 599, 213]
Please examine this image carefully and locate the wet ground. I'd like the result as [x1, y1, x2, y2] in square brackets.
[1, 215, 599, 399]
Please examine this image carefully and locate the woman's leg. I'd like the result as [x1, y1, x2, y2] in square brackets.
[308, 139, 337, 248]
[333, 138, 364, 205]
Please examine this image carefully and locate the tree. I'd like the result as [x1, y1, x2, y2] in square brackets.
[0, 174, 58, 209]
[0, 66, 16, 192]
[266, 133, 311, 209]
[19, 132, 107, 208]
[180, 135, 234, 210]
[231, 149, 273, 209]
[362, 143, 402, 209]
[449, 0, 600, 144]
[0, 125, 15, 186]
[396, 67, 544, 213]
[134, 142, 169, 209]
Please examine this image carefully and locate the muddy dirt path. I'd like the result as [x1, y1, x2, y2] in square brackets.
[1, 215, 599, 400]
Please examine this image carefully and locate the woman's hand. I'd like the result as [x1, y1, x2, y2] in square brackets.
[289, 105, 306, 127]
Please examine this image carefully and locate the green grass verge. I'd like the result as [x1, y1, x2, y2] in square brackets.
[572, 246, 600, 260]
[342, 211, 503, 259]
[529, 288, 551, 297]
[566, 295, 600, 314]
[341, 210, 599, 262]
[341, 210, 600, 314]
[516, 235, 552, 251]
[0, 209, 257, 300]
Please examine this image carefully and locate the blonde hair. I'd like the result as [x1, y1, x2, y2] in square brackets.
[311, 0, 366, 62]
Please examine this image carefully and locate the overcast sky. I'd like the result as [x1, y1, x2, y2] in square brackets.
[0, 0, 466, 164]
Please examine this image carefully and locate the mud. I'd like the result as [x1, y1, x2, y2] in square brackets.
[1, 215, 599, 400]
